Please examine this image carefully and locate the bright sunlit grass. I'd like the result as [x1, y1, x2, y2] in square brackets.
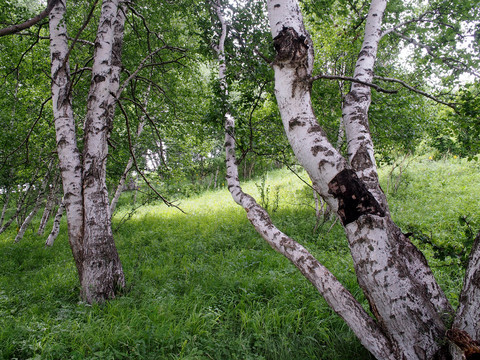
[0, 158, 478, 359]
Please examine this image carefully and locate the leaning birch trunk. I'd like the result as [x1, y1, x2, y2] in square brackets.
[81, 0, 125, 303]
[0, 190, 10, 228]
[266, 0, 454, 358]
[38, 174, 60, 236]
[110, 158, 133, 215]
[14, 202, 42, 242]
[15, 161, 53, 242]
[213, 2, 395, 359]
[49, 0, 85, 282]
[0, 180, 34, 235]
[45, 198, 65, 247]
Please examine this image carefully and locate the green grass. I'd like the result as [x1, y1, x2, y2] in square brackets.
[0, 156, 478, 359]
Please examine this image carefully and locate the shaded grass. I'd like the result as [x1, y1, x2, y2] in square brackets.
[0, 157, 478, 359]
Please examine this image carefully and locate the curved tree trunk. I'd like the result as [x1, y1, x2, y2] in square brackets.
[214, 2, 394, 359]
[38, 173, 61, 236]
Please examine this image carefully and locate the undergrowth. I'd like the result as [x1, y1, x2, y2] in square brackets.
[0, 156, 478, 359]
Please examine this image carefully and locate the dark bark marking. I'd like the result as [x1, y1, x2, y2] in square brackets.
[93, 74, 106, 83]
[328, 169, 385, 225]
[307, 124, 322, 133]
[274, 4, 280, 8]
[351, 145, 373, 172]
[289, 117, 305, 131]
[273, 27, 308, 65]
[311, 145, 328, 156]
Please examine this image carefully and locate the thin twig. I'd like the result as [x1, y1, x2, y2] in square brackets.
[117, 99, 185, 213]
[311, 74, 397, 94]
[374, 75, 456, 108]
[0, 0, 60, 37]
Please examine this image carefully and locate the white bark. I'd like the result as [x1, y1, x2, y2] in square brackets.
[454, 233, 480, 341]
[342, 0, 387, 208]
[15, 161, 52, 243]
[45, 198, 65, 247]
[267, 1, 452, 358]
[38, 174, 60, 236]
[49, 0, 84, 279]
[0, 177, 35, 235]
[215, 3, 395, 359]
[14, 203, 41, 243]
[0, 190, 10, 228]
[81, 0, 125, 303]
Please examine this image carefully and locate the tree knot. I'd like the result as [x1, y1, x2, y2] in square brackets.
[273, 27, 309, 66]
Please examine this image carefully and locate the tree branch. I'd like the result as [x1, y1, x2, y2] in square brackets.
[0, 0, 59, 37]
[374, 75, 457, 108]
[311, 74, 398, 94]
[117, 99, 185, 213]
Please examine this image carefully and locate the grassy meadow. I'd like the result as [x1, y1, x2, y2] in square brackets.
[1, 156, 479, 359]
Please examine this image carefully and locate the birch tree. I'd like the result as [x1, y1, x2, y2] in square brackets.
[218, 0, 480, 358]
[49, 0, 125, 303]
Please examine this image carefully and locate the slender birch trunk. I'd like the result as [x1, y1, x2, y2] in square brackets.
[38, 174, 60, 236]
[14, 203, 41, 242]
[49, 0, 84, 281]
[0, 179, 35, 235]
[81, 0, 125, 303]
[15, 164, 52, 242]
[45, 198, 65, 247]
[0, 190, 10, 228]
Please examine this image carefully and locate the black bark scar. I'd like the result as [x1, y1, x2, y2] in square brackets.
[328, 169, 385, 225]
[273, 27, 308, 64]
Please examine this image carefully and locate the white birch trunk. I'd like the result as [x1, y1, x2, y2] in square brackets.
[14, 202, 41, 243]
[81, 0, 125, 303]
[0, 190, 10, 227]
[45, 198, 65, 247]
[266, 1, 453, 358]
[110, 157, 133, 214]
[454, 233, 480, 341]
[15, 161, 54, 243]
[0, 178, 34, 235]
[49, 0, 85, 281]
[38, 174, 60, 236]
[214, 3, 395, 359]
[341, 0, 388, 209]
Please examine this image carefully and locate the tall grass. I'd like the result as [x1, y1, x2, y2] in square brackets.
[0, 156, 478, 359]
